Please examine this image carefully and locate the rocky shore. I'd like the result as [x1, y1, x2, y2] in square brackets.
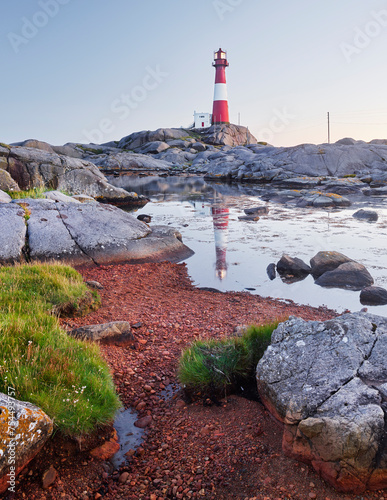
[2, 125, 387, 498]
[5, 124, 387, 211]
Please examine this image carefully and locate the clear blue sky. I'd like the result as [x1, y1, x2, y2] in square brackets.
[2, 0, 387, 147]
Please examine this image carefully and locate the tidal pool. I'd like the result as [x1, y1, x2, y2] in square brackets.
[108, 175, 387, 317]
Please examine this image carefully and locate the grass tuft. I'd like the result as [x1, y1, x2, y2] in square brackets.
[177, 321, 280, 399]
[7, 186, 47, 200]
[0, 263, 120, 436]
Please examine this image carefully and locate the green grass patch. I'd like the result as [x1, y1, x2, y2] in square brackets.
[177, 321, 279, 399]
[76, 145, 104, 155]
[7, 186, 47, 200]
[0, 263, 120, 436]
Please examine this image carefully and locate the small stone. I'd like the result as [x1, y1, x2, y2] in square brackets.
[309, 493, 317, 499]
[42, 465, 57, 489]
[134, 415, 152, 428]
[85, 280, 104, 289]
[200, 426, 210, 437]
[136, 401, 146, 411]
[176, 400, 186, 409]
[119, 472, 129, 483]
[132, 322, 143, 329]
[90, 437, 120, 460]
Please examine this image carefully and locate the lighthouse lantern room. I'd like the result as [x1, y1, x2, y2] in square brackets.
[212, 48, 230, 125]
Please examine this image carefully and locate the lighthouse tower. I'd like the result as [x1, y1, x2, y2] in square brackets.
[212, 48, 230, 125]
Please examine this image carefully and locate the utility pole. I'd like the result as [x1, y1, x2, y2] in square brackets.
[327, 112, 330, 144]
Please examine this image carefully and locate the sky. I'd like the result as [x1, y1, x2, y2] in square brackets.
[2, 0, 387, 147]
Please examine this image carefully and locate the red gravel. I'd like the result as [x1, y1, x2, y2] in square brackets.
[11, 262, 386, 500]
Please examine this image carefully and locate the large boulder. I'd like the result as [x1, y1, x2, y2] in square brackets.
[0, 393, 53, 494]
[256, 313, 387, 493]
[276, 254, 311, 277]
[0, 204, 27, 263]
[353, 209, 378, 222]
[310, 251, 353, 278]
[1, 145, 145, 205]
[314, 261, 374, 290]
[360, 286, 387, 306]
[0, 169, 20, 193]
[6, 199, 194, 266]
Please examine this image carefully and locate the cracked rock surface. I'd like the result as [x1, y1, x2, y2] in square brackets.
[256, 312, 387, 493]
[3, 199, 193, 266]
[0, 204, 26, 263]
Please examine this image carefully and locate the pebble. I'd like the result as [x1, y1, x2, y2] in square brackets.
[309, 493, 317, 499]
[134, 415, 152, 428]
[42, 465, 57, 489]
[136, 401, 146, 411]
[119, 472, 129, 483]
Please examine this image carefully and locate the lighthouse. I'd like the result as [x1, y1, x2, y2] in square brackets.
[212, 48, 230, 125]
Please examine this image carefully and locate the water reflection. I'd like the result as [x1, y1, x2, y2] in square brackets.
[106, 174, 387, 316]
[211, 202, 229, 280]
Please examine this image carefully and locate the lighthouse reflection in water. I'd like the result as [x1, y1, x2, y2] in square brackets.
[211, 202, 230, 280]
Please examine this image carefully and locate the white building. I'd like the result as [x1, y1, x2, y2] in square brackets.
[194, 111, 211, 129]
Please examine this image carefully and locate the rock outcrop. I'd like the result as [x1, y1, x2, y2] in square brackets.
[256, 312, 387, 493]
[0, 393, 53, 494]
[0, 199, 194, 266]
[198, 124, 257, 147]
[0, 144, 146, 205]
[201, 141, 387, 183]
[4, 130, 387, 213]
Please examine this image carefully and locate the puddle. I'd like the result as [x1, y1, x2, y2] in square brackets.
[108, 175, 387, 317]
[110, 408, 144, 470]
[160, 383, 180, 401]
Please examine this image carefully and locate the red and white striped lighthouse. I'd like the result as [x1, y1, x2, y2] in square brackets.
[212, 48, 230, 125]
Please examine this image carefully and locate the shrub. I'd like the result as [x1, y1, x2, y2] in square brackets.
[177, 321, 280, 398]
[0, 263, 120, 436]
